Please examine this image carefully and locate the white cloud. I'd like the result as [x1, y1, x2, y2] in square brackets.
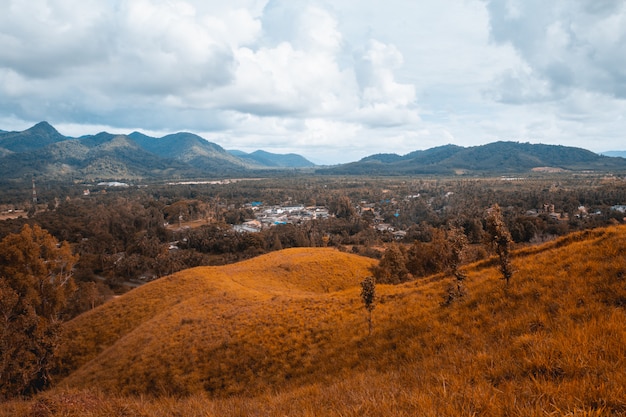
[1, 0, 626, 163]
[351, 40, 418, 126]
[484, 0, 626, 99]
[202, 0, 417, 130]
[486, 65, 554, 104]
[0, 0, 111, 78]
[107, 0, 237, 94]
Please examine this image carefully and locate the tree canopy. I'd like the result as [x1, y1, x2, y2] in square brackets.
[0, 224, 78, 399]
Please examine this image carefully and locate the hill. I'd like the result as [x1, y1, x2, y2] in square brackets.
[229, 149, 316, 168]
[2, 123, 625, 180]
[321, 141, 626, 175]
[0, 122, 315, 180]
[128, 131, 253, 171]
[0, 131, 199, 180]
[3, 227, 625, 416]
[602, 150, 626, 158]
[0, 121, 67, 153]
[54, 248, 378, 396]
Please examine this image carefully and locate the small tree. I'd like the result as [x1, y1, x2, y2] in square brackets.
[406, 229, 449, 278]
[360, 276, 376, 336]
[485, 204, 514, 284]
[447, 225, 468, 296]
[373, 243, 409, 284]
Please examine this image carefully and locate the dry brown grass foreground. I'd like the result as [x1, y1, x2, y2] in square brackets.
[2, 229, 626, 417]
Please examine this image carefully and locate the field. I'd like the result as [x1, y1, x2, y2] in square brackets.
[2, 226, 626, 416]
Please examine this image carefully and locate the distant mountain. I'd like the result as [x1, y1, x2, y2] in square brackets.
[3, 123, 625, 181]
[229, 149, 315, 168]
[360, 153, 404, 164]
[128, 131, 251, 171]
[320, 142, 626, 175]
[0, 130, 198, 180]
[0, 121, 67, 153]
[227, 149, 248, 157]
[0, 122, 316, 181]
[602, 151, 626, 158]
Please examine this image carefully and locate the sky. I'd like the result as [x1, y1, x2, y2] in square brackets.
[1, 0, 625, 165]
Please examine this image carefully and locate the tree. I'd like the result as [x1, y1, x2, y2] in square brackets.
[441, 225, 469, 305]
[360, 276, 376, 336]
[485, 204, 514, 285]
[447, 225, 468, 294]
[406, 228, 449, 278]
[0, 224, 78, 399]
[373, 243, 409, 284]
[330, 195, 356, 220]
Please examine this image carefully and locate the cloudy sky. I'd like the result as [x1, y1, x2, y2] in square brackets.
[1, 0, 625, 164]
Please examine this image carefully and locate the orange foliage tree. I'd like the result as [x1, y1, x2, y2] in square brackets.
[0, 225, 78, 399]
[373, 243, 409, 284]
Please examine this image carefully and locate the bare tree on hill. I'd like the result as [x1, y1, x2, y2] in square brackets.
[485, 204, 514, 285]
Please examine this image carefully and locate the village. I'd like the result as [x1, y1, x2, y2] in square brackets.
[232, 203, 331, 233]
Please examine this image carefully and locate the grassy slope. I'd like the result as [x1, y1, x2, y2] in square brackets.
[4, 228, 626, 416]
[54, 248, 378, 395]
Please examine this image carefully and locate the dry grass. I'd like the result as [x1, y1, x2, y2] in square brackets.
[3, 227, 626, 416]
[53, 247, 377, 396]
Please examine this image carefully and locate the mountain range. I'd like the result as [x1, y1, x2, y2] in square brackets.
[0, 122, 315, 181]
[1, 122, 625, 181]
[228, 149, 315, 168]
[321, 142, 626, 175]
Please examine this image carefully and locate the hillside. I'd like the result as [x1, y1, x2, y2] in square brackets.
[229, 149, 316, 168]
[0, 132, 198, 180]
[0, 121, 67, 153]
[0, 122, 315, 180]
[54, 248, 378, 395]
[1, 227, 623, 415]
[128, 131, 253, 171]
[322, 141, 626, 175]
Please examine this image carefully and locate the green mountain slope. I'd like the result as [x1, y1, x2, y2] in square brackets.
[321, 141, 626, 175]
[0, 132, 199, 180]
[0, 121, 67, 153]
[230, 149, 316, 168]
[3, 123, 625, 180]
[129, 131, 251, 171]
[0, 123, 314, 180]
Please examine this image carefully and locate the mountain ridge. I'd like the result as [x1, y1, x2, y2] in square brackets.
[602, 150, 626, 158]
[0, 121, 67, 153]
[0, 122, 316, 180]
[1, 122, 626, 180]
[322, 141, 626, 175]
[228, 149, 316, 168]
